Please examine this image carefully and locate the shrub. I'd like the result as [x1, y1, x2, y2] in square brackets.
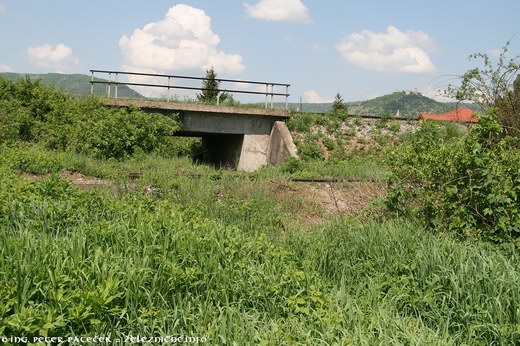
[281, 157, 302, 174]
[322, 137, 336, 151]
[387, 110, 520, 242]
[0, 76, 72, 145]
[0, 76, 184, 160]
[286, 112, 318, 132]
[377, 113, 392, 128]
[297, 140, 324, 161]
[72, 104, 180, 160]
[0, 99, 33, 143]
[388, 120, 401, 133]
[0, 144, 65, 174]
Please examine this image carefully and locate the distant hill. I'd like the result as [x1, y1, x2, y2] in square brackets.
[288, 91, 480, 118]
[0, 72, 142, 98]
[347, 91, 475, 118]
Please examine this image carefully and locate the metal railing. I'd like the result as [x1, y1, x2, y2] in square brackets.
[90, 70, 290, 110]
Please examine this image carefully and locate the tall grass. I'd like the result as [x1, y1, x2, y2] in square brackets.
[1, 146, 519, 344]
[285, 219, 520, 344]
[0, 170, 345, 343]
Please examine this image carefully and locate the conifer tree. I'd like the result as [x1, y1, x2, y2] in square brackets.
[331, 91, 348, 114]
[197, 67, 229, 103]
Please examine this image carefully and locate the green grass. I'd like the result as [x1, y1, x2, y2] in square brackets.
[1, 144, 519, 344]
[0, 165, 341, 343]
[286, 219, 520, 344]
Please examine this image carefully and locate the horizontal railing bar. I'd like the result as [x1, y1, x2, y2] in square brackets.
[90, 69, 291, 87]
[90, 80, 290, 97]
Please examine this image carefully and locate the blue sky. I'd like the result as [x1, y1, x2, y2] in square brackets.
[0, 0, 519, 103]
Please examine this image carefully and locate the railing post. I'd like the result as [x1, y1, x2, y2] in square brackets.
[167, 76, 171, 101]
[115, 73, 118, 99]
[270, 84, 274, 109]
[265, 84, 268, 109]
[285, 85, 289, 110]
[107, 72, 112, 98]
[90, 71, 94, 95]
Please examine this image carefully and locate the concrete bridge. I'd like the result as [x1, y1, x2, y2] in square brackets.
[103, 99, 298, 171]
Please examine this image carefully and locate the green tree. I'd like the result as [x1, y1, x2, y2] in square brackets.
[196, 67, 229, 104]
[331, 91, 348, 114]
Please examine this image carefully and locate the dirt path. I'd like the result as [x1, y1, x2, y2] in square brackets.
[269, 179, 386, 220]
[17, 170, 109, 188]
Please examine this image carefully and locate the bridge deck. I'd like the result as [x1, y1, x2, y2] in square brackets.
[102, 99, 291, 118]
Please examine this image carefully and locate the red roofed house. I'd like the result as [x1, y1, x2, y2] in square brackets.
[419, 107, 478, 123]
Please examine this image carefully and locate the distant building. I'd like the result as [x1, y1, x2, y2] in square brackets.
[419, 107, 478, 123]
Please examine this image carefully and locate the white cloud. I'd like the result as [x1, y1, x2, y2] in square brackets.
[119, 4, 245, 76]
[303, 90, 332, 103]
[244, 0, 311, 24]
[336, 26, 436, 74]
[0, 64, 12, 72]
[26, 43, 79, 72]
[0, 4, 6, 13]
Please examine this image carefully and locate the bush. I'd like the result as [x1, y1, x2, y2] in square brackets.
[286, 112, 318, 132]
[0, 99, 33, 143]
[0, 76, 71, 145]
[0, 76, 184, 160]
[388, 120, 401, 133]
[281, 157, 302, 174]
[387, 111, 520, 242]
[71, 103, 180, 160]
[297, 140, 324, 161]
[322, 137, 336, 151]
[0, 144, 66, 174]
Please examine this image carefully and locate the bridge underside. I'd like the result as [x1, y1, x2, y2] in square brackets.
[103, 99, 297, 171]
[179, 111, 296, 171]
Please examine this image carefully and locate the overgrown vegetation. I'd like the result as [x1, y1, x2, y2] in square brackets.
[388, 45, 520, 242]
[387, 112, 520, 241]
[1, 66, 519, 344]
[0, 76, 200, 159]
[1, 143, 519, 344]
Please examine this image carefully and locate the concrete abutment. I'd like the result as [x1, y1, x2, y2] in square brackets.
[201, 121, 298, 172]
